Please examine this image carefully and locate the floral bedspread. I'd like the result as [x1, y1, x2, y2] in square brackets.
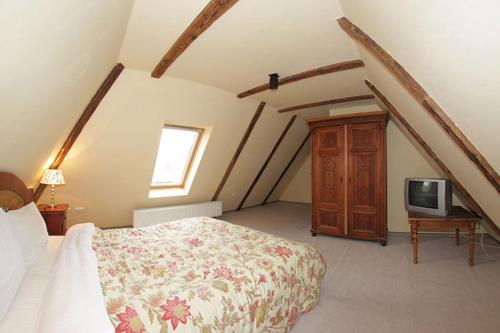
[92, 217, 326, 333]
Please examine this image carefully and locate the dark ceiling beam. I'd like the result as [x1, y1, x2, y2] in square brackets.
[212, 102, 265, 201]
[366, 80, 499, 238]
[237, 60, 365, 98]
[151, 0, 239, 78]
[237, 116, 297, 210]
[278, 94, 374, 113]
[34, 63, 125, 201]
[262, 133, 310, 205]
[338, 17, 499, 193]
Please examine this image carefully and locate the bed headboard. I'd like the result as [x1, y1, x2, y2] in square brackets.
[0, 172, 34, 211]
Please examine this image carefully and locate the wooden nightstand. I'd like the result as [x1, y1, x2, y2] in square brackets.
[38, 204, 68, 236]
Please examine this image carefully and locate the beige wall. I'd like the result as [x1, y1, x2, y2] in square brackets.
[274, 148, 311, 204]
[340, 0, 500, 170]
[4, 0, 497, 236]
[0, 0, 134, 187]
[339, 0, 500, 235]
[39, 69, 307, 228]
[274, 103, 464, 232]
[119, 0, 363, 109]
[242, 119, 309, 208]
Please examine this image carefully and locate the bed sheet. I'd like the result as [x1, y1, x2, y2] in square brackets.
[0, 236, 63, 333]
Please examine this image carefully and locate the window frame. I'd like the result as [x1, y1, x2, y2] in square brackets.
[150, 124, 205, 190]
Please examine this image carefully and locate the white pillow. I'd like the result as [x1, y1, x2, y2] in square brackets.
[0, 209, 26, 323]
[6, 202, 49, 266]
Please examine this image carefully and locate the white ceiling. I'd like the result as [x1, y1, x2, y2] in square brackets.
[119, 0, 368, 111]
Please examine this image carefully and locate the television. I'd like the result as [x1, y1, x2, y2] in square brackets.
[404, 178, 452, 216]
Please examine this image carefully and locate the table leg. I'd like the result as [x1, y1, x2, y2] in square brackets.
[469, 222, 475, 266]
[411, 223, 418, 264]
[455, 228, 460, 245]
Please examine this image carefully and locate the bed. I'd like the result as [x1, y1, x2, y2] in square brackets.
[0, 236, 63, 332]
[0, 172, 64, 332]
[0, 173, 326, 333]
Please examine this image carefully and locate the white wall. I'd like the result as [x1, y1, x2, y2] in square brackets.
[0, 0, 134, 187]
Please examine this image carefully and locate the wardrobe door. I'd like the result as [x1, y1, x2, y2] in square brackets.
[312, 125, 345, 236]
[347, 122, 383, 239]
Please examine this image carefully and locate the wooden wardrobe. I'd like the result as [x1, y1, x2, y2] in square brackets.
[308, 111, 388, 245]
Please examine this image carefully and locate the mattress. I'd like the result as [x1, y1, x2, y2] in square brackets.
[0, 236, 64, 333]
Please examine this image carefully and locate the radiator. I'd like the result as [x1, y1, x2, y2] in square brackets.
[133, 201, 222, 228]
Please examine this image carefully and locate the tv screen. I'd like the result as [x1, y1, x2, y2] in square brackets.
[408, 180, 438, 209]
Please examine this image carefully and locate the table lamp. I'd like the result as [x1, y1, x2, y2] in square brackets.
[40, 169, 65, 208]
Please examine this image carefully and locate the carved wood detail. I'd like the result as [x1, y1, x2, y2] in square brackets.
[312, 125, 345, 236]
[318, 208, 342, 233]
[319, 155, 340, 204]
[308, 111, 388, 129]
[347, 122, 382, 238]
[310, 112, 387, 244]
[352, 213, 377, 235]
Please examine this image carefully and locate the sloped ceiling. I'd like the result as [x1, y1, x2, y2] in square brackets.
[119, 0, 369, 111]
[0, 0, 135, 186]
[4, 1, 497, 231]
[339, 0, 500, 168]
[339, 0, 500, 231]
[33, 0, 375, 227]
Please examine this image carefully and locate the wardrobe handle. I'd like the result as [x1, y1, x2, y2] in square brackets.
[340, 176, 343, 183]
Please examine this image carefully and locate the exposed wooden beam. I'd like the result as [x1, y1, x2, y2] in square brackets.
[212, 102, 265, 201]
[278, 95, 374, 113]
[262, 133, 310, 205]
[237, 60, 365, 99]
[151, 0, 239, 78]
[365, 80, 500, 237]
[338, 17, 499, 193]
[34, 63, 125, 201]
[237, 116, 297, 210]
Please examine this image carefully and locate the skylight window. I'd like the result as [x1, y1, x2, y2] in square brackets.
[151, 125, 204, 188]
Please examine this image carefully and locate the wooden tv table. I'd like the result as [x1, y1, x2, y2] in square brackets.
[408, 206, 480, 265]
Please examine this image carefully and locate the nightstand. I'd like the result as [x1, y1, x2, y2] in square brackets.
[38, 204, 68, 236]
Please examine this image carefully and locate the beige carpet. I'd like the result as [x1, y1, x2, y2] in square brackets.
[221, 201, 500, 333]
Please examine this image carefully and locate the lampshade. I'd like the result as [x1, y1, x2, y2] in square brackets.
[40, 169, 65, 185]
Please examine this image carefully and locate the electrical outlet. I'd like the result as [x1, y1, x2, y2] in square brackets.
[73, 207, 86, 213]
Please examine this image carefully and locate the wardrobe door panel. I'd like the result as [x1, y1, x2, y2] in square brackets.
[347, 123, 382, 238]
[312, 126, 344, 235]
[316, 208, 342, 233]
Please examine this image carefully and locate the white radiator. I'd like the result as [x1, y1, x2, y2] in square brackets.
[133, 201, 222, 228]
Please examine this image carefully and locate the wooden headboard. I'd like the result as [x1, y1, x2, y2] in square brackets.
[0, 172, 34, 211]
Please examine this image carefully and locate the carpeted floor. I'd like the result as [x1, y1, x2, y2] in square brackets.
[221, 201, 500, 333]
